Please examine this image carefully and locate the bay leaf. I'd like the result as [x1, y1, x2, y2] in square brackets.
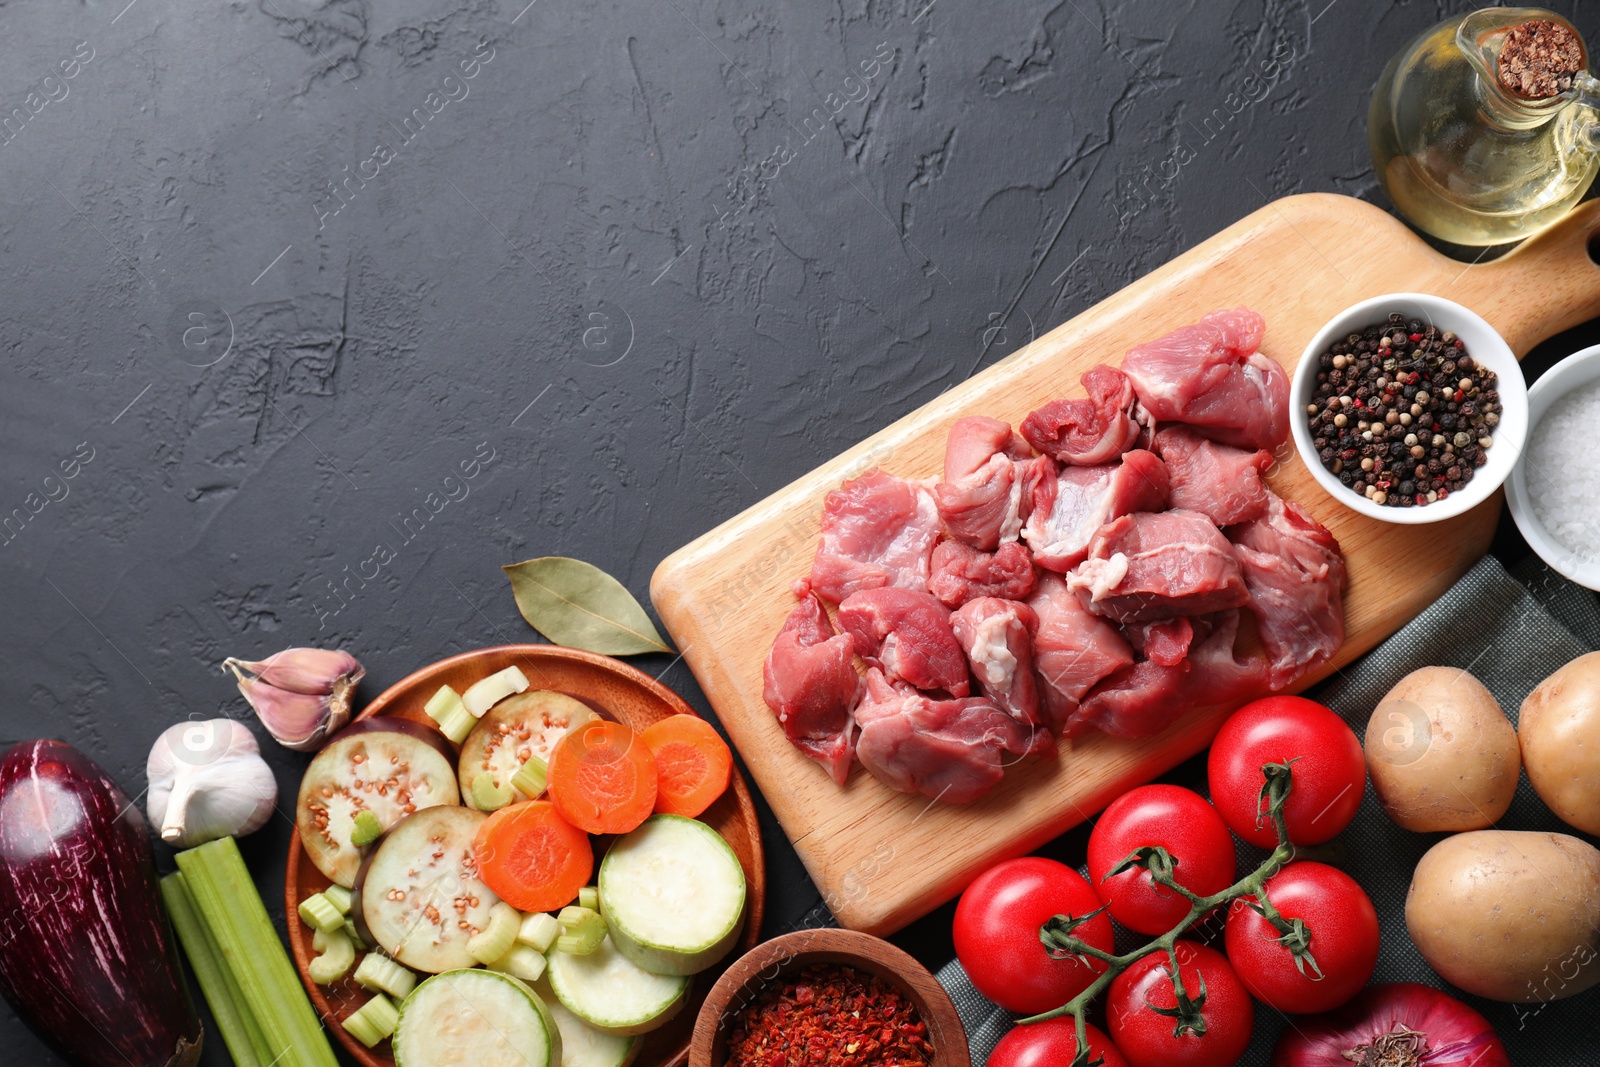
[503, 557, 674, 656]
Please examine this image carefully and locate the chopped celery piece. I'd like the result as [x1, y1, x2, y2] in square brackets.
[577, 886, 600, 912]
[323, 884, 354, 915]
[342, 993, 400, 1048]
[310, 928, 356, 984]
[555, 906, 605, 956]
[471, 772, 514, 812]
[353, 952, 416, 1000]
[350, 810, 384, 848]
[424, 685, 475, 743]
[510, 754, 548, 799]
[518, 911, 561, 953]
[344, 918, 367, 951]
[486, 943, 547, 983]
[463, 666, 532, 716]
[298, 891, 346, 933]
[174, 838, 340, 1067]
[467, 902, 521, 965]
[424, 684, 464, 720]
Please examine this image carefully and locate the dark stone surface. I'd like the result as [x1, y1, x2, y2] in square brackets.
[2, 0, 1597, 1063]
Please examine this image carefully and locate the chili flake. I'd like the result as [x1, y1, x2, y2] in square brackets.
[726, 963, 934, 1067]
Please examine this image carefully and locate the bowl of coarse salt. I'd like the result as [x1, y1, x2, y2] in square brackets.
[1506, 343, 1600, 590]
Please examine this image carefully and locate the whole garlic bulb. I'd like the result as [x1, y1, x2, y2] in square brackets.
[146, 719, 278, 848]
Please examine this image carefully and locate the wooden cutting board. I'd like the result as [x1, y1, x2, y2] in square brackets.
[650, 193, 1600, 936]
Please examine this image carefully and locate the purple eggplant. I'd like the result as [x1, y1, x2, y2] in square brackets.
[0, 740, 202, 1067]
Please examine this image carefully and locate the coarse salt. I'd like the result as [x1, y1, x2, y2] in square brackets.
[1525, 377, 1600, 564]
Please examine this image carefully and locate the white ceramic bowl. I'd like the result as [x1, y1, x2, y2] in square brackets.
[1505, 343, 1600, 590]
[1290, 293, 1529, 525]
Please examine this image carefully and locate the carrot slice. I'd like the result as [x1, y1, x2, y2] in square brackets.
[473, 800, 593, 913]
[641, 715, 733, 817]
[547, 720, 658, 835]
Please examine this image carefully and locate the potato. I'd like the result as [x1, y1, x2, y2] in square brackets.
[1406, 830, 1600, 1002]
[1364, 667, 1519, 831]
[1520, 651, 1600, 835]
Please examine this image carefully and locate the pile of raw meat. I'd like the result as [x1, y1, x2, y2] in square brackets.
[762, 309, 1346, 804]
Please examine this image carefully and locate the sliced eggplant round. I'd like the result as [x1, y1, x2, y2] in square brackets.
[458, 691, 598, 809]
[355, 806, 499, 973]
[394, 968, 559, 1067]
[296, 719, 460, 888]
[598, 814, 746, 976]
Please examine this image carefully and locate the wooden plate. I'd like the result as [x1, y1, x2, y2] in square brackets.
[690, 928, 969, 1067]
[285, 644, 767, 1067]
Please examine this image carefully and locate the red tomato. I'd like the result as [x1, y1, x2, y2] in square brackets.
[1107, 942, 1252, 1067]
[1086, 785, 1235, 936]
[954, 857, 1115, 1015]
[1207, 695, 1364, 848]
[1224, 860, 1378, 1014]
[987, 1019, 1128, 1067]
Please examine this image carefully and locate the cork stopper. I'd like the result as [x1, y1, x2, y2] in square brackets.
[1496, 19, 1584, 99]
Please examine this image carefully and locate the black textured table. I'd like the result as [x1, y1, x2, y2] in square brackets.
[3, 1, 1598, 1064]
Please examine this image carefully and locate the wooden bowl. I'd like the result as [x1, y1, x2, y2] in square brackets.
[690, 928, 970, 1067]
[285, 644, 767, 1067]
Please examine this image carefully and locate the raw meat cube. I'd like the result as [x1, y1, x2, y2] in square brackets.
[837, 587, 971, 697]
[1067, 510, 1251, 624]
[762, 592, 862, 784]
[805, 468, 942, 603]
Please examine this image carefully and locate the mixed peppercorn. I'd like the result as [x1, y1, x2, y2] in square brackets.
[726, 963, 934, 1067]
[1308, 313, 1502, 508]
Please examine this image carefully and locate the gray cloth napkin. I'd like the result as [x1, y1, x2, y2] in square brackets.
[937, 554, 1600, 1065]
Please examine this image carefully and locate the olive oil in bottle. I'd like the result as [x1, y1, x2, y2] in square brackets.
[1369, 8, 1600, 247]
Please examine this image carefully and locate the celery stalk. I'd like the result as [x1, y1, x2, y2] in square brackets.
[162, 872, 270, 1067]
[175, 838, 340, 1067]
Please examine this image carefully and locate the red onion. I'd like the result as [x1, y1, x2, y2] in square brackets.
[1271, 983, 1509, 1067]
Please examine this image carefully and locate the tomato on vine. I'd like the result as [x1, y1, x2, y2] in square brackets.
[954, 857, 1115, 1015]
[1207, 695, 1365, 847]
[986, 1018, 1128, 1067]
[1224, 860, 1378, 1014]
[1086, 785, 1236, 935]
[1106, 942, 1252, 1067]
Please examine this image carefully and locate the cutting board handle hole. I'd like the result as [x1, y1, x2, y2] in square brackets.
[1587, 230, 1600, 268]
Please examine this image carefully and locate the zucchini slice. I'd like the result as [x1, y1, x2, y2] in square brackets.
[297, 719, 460, 887]
[598, 814, 746, 976]
[459, 691, 599, 810]
[545, 935, 687, 1036]
[356, 806, 500, 973]
[541, 983, 639, 1067]
[394, 969, 560, 1067]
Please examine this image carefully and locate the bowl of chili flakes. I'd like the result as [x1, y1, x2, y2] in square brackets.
[690, 928, 970, 1067]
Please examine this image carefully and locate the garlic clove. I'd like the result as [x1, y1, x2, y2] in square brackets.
[234, 676, 348, 752]
[223, 647, 364, 697]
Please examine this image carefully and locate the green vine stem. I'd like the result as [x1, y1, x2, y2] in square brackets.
[1025, 761, 1316, 1067]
